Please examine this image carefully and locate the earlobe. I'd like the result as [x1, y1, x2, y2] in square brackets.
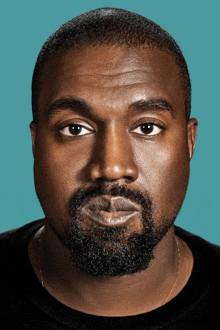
[187, 118, 198, 160]
[30, 121, 36, 157]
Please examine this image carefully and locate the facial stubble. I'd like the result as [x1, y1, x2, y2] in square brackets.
[52, 185, 174, 277]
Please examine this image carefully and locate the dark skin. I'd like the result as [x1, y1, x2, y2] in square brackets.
[29, 45, 198, 316]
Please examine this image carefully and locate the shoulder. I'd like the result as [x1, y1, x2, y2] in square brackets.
[175, 226, 220, 253]
[175, 226, 220, 273]
[0, 219, 44, 258]
[0, 219, 44, 239]
[0, 220, 44, 290]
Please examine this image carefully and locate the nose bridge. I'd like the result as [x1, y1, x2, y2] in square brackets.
[89, 122, 138, 182]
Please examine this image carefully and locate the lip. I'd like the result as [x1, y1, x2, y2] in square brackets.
[82, 209, 140, 226]
[81, 196, 141, 226]
[84, 196, 140, 212]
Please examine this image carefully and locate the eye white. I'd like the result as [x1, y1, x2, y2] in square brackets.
[132, 123, 162, 136]
[61, 124, 92, 136]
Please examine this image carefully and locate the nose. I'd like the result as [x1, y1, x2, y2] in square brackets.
[88, 125, 138, 183]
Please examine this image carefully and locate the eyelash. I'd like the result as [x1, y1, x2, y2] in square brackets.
[131, 121, 164, 137]
[59, 121, 165, 138]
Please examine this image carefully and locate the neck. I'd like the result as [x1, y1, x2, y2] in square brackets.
[28, 224, 193, 316]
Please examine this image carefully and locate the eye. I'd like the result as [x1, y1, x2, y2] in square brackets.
[60, 124, 92, 137]
[131, 122, 163, 136]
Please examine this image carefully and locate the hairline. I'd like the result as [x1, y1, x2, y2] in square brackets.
[32, 8, 191, 123]
[32, 43, 190, 123]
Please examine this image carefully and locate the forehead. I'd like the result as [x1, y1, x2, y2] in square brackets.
[38, 45, 185, 118]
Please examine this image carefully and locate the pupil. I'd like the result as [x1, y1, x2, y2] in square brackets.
[141, 123, 154, 134]
[69, 125, 82, 135]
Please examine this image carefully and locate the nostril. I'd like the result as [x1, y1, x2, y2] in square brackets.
[89, 164, 138, 182]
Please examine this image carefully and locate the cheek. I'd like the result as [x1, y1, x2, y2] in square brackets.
[134, 134, 189, 220]
[33, 133, 92, 223]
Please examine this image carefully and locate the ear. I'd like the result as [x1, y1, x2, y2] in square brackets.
[187, 118, 198, 160]
[30, 121, 37, 157]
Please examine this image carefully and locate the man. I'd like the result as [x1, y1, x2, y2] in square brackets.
[1, 7, 220, 329]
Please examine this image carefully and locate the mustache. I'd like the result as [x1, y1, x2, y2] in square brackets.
[69, 184, 152, 216]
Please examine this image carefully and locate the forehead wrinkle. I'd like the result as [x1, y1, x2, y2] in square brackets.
[61, 72, 168, 89]
[66, 69, 151, 77]
[67, 83, 157, 88]
[39, 47, 185, 121]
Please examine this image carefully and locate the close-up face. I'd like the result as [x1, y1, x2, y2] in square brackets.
[31, 45, 197, 275]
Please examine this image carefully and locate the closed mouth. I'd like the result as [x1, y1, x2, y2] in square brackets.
[82, 209, 140, 226]
[81, 195, 141, 226]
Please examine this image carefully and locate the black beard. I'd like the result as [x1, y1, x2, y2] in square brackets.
[52, 185, 172, 277]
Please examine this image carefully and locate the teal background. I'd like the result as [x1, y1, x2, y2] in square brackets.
[1, 1, 219, 244]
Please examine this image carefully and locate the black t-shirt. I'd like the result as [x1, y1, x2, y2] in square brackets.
[1, 219, 220, 329]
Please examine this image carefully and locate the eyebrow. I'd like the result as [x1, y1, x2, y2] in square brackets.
[45, 98, 92, 122]
[128, 99, 174, 117]
[45, 97, 174, 122]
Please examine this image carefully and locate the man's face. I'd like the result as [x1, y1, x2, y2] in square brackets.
[31, 45, 197, 276]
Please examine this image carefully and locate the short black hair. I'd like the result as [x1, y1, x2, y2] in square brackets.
[32, 8, 191, 123]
